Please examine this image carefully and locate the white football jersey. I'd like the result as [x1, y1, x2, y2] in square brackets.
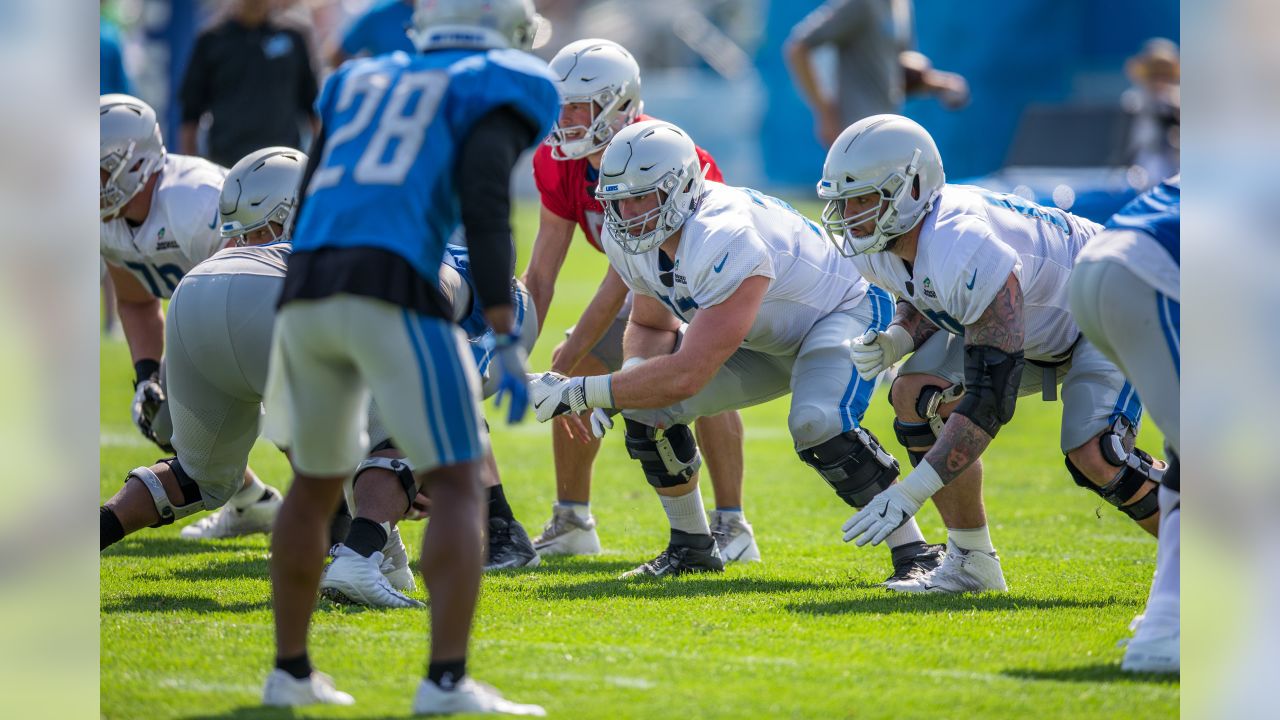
[851, 184, 1103, 361]
[100, 154, 228, 299]
[604, 182, 869, 356]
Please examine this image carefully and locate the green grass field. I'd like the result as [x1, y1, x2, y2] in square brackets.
[100, 200, 1178, 719]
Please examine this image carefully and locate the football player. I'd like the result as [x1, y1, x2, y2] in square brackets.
[822, 115, 1165, 593]
[530, 121, 942, 583]
[523, 39, 756, 564]
[1071, 177, 1180, 673]
[99, 147, 303, 551]
[259, 0, 557, 713]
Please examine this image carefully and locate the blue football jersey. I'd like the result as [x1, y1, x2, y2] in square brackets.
[443, 243, 490, 339]
[1105, 176, 1180, 265]
[292, 48, 558, 286]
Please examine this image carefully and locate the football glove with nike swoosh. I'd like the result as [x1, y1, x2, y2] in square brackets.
[841, 462, 945, 546]
[528, 372, 589, 423]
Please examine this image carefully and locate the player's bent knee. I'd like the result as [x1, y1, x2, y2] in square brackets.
[797, 428, 899, 508]
[1064, 421, 1161, 521]
[624, 418, 701, 488]
[787, 403, 840, 450]
[128, 458, 204, 527]
[352, 454, 418, 513]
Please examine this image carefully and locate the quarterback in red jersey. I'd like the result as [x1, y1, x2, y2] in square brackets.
[521, 39, 756, 567]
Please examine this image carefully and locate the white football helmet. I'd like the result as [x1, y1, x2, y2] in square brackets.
[817, 114, 945, 256]
[545, 39, 642, 160]
[596, 120, 705, 255]
[408, 0, 550, 52]
[100, 94, 166, 220]
[219, 147, 308, 246]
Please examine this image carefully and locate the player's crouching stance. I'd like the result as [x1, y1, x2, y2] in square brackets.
[99, 147, 305, 550]
[531, 120, 942, 583]
[821, 115, 1166, 593]
[1071, 177, 1180, 673]
[259, 0, 555, 713]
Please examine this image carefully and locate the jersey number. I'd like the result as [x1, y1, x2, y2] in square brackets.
[976, 188, 1072, 235]
[124, 261, 184, 297]
[309, 69, 449, 192]
[741, 187, 825, 239]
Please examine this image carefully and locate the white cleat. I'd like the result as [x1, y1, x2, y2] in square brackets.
[262, 669, 354, 707]
[1121, 614, 1179, 674]
[380, 525, 416, 592]
[891, 540, 1007, 593]
[412, 677, 545, 716]
[532, 504, 601, 556]
[709, 511, 761, 563]
[179, 489, 281, 540]
[321, 545, 424, 609]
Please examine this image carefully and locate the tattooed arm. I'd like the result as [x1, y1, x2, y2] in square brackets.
[892, 299, 941, 348]
[921, 271, 1025, 484]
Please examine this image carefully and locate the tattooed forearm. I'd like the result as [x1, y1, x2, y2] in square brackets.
[893, 300, 940, 347]
[966, 272, 1024, 352]
[922, 412, 992, 484]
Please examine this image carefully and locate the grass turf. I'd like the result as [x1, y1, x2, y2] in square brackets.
[101, 199, 1178, 719]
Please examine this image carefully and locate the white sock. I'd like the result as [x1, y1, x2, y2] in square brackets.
[884, 517, 926, 549]
[712, 507, 744, 520]
[1144, 486, 1180, 627]
[660, 489, 711, 536]
[948, 525, 995, 554]
[229, 474, 268, 510]
[557, 501, 591, 521]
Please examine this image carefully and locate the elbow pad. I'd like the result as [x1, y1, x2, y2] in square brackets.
[953, 345, 1024, 438]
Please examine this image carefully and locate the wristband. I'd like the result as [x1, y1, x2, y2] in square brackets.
[134, 358, 161, 386]
[901, 460, 947, 503]
[583, 375, 614, 409]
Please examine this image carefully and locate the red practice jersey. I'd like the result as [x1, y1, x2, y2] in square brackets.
[532, 114, 724, 253]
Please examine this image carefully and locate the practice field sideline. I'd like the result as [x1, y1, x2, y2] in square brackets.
[100, 200, 1178, 719]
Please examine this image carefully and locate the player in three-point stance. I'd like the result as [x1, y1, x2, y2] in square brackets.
[259, 0, 557, 713]
[531, 120, 943, 583]
[821, 115, 1166, 593]
[523, 38, 756, 563]
[1071, 177, 1180, 673]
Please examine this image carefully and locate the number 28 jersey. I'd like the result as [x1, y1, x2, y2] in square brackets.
[851, 184, 1103, 362]
[290, 48, 558, 289]
[100, 154, 228, 298]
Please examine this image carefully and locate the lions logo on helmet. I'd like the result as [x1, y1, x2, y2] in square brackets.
[545, 39, 643, 160]
[595, 120, 706, 255]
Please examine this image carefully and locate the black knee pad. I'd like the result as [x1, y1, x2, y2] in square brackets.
[1065, 440, 1162, 521]
[893, 420, 937, 467]
[352, 455, 418, 511]
[798, 428, 900, 508]
[1162, 449, 1179, 494]
[624, 419, 701, 488]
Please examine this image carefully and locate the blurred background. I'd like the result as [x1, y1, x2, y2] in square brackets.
[101, 0, 1178, 222]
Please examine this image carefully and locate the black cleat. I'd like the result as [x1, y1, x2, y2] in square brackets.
[883, 541, 945, 586]
[620, 529, 725, 578]
[485, 518, 542, 571]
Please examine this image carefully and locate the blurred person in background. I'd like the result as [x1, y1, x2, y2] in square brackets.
[784, 0, 968, 148]
[178, 0, 319, 169]
[100, 4, 132, 336]
[326, 0, 415, 68]
[1122, 38, 1180, 187]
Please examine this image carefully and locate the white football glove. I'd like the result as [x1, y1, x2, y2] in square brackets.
[528, 371, 589, 423]
[841, 462, 945, 546]
[589, 408, 614, 438]
[850, 325, 914, 381]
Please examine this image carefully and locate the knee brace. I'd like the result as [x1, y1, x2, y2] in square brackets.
[1161, 449, 1180, 513]
[798, 428, 900, 508]
[1065, 421, 1162, 521]
[954, 345, 1024, 438]
[352, 455, 418, 512]
[893, 420, 937, 467]
[624, 419, 701, 488]
[129, 458, 203, 527]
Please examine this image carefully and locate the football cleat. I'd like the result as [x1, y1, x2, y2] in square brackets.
[262, 669, 354, 707]
[321, 545, 424, 609]
[620, 531, 724, 579]
[882, 541, 945, 587]
[380, 524, 416, 592]
[709, 511, 761, 563]
[412, 676, 546, 716]
[532, 504, 602, 556]
[486, 517, 542, 571]
[1121, 614, 1179, 674]
[891, 540, 1007, 593]
[179, 488, 281, 540]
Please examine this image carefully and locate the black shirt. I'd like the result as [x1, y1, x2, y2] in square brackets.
[179, 19, 318, 168]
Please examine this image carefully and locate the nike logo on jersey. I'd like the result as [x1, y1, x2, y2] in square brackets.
[965, 269, 977, 290]
[208, 209, 219, 229]
[713, 253, 729, 273]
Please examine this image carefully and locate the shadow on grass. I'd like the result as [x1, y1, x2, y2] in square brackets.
[101, 593, 268, 614]
[497, 557, 642, 577]
[788, 593, 1124, 616]
[535, 575, 843, 601]
[167, 556, 271, 583]
[103, 536, 265, 558]
[1002, 663, 1179, 686]
[183, 709, 404, 720]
